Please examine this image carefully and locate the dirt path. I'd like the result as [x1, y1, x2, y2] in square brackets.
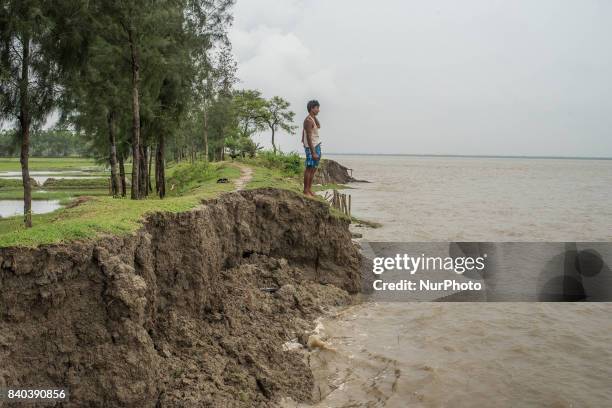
[233, 164, 253, 191]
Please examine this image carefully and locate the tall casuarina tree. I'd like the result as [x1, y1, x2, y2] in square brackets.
[91, 0, 158, 199]
[0, 0, 59, 227]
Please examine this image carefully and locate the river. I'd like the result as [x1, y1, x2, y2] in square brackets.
[287, 155, 612, 407]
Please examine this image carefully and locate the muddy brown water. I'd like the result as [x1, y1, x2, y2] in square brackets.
[288, 155, 612, 407]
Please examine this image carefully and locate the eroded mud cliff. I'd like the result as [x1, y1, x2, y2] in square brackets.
[0, 188, 362, 407]
[313, 159, 365, 185]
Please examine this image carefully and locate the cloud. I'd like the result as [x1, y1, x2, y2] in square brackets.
[229, 0, 612, 157]
[230, 6, 339, 152]
[231, 0, 303, 31]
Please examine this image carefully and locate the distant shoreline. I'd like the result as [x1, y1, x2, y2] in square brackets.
[325, 153, 612, 161]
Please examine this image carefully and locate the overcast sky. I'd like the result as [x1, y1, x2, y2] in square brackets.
[230, 0, 612, 157]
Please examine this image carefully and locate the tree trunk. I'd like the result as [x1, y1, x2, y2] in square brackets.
[119, 155, 127, 197]
[107, 111, 121, 197]
[271, 127, 276, 154]
[19, 34, 32, 228]
[129, 29, 141, 199]
[154, 147, 159, 192]
[156, 134, 166, 199]
[148, 144, 153, 193]
[203, 106, 209, 161]
[139, 144, 148, 197]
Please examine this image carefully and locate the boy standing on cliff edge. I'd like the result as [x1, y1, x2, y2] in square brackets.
[302, 100, 321, 196]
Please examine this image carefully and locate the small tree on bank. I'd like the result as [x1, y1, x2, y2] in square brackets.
[263, 96, 296, 154]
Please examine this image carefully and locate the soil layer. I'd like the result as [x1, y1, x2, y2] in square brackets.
[0, 188, 362, 407]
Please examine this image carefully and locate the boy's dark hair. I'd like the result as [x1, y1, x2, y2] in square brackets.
[307, 100, 320, 112]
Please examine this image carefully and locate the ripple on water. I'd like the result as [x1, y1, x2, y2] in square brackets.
[292, 303, 612, 407]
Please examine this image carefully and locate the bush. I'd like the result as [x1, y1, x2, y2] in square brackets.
[256, 150, 303, 175]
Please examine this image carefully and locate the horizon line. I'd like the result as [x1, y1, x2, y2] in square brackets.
[322, 152, 612, 160]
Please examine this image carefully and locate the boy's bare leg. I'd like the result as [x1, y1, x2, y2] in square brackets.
[307, 168, 317, 196]
[303, 167, 309, 194]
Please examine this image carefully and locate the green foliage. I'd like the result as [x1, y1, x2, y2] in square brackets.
[251, 150, 303, 176]
[225, 129, 262, 159]
[262, 96, 297, 153]
[0, 0, 60, 126]
[232, 89, 268, 138]
[1, 0, 304, 228]
[0, 130, 18, 156]
[0, 129, 89, 157]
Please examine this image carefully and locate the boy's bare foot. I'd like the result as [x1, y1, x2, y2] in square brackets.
[307, 191, 317, 197]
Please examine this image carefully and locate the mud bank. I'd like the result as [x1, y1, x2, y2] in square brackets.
[0, 188, 362, 407]
[314, 159, 366, 185]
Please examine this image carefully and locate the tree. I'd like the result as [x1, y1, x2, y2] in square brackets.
[86, 0, 236, 197]
[60, 29, 131, 197]
[192, 39, 237, 161]
[206, 90, 235, 160]
[263, 96, 296, 154]
[0, 0, 60, 227]
[233, 89, 267, 138]
[88, 0, 175, 199]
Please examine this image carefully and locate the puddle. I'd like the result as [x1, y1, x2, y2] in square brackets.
[0, 200, 62, 218]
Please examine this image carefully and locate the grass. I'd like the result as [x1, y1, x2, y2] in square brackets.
[41, 177, 110, 189]
[0, 189, 108, 201]
[0, 157, 102, 172]
[0, 157, 132, 174]
[0, 162, 238, 247]
[166, 160, 218, 194]
[245, 165, 302, 191]
[0, 153, 364, 248]
[239, 151, 349, 192]
[0, 179, 24, 188]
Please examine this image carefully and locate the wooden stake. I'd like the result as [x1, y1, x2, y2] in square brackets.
[348, 194, 351, 217]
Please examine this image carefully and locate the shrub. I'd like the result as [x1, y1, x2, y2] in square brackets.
[256, 150, 303, 175]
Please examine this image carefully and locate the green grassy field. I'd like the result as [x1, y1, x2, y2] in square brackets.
[0, 155, 358, 248]
[0, 157, 113, 203]
[0, 157, 103, 172]
[0, 160, 238, 247]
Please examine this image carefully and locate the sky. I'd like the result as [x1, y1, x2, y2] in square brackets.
[229, 0, 612, 157]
